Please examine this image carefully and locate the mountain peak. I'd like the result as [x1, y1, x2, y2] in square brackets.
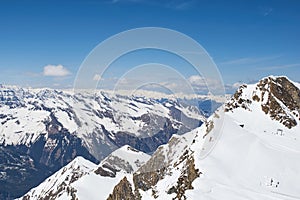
[94, 145, 151, 178]
[20, 147, 151, 200]
[20, 156, 96, 200]
[226, 76, 300, 128]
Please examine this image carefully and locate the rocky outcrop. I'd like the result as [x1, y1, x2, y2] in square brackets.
[108, 132, 201, 199]
[226, 77, 300, 128]
[94, 164, 119, 178]
[168, 155, 201, 200]
[131, 136, 183, 194]
[225, 84, 252, 112]
[258, 77, 300, 128]
[107, 177, 136, 200]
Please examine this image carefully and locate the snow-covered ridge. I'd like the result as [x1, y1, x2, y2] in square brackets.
[95, 145, 151, 177]
[225, 76, 300, 128]
[20, 145, 150, 200]
[106, 76, 300, 200]
[19, 156, 96, 200]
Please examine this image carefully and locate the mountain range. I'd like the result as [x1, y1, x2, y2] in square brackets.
[17, 76, 300, 200]
[0, 85, 221, 199]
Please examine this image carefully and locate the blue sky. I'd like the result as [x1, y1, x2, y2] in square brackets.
[0, 0, 299, 92]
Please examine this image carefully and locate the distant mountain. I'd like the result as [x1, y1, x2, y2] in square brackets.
[0, 86, 215, 199]
[104, 76, 300, 199]
[19, 145, 150, 200]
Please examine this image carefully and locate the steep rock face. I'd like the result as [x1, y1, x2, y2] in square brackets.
[0, 145, 50, 200]
[226, 76, 300, 128]
[108, 129, 202, 200]
[258, 77, 300, 128]
[133, 136, 184, 192]
[107, 177, 136, 200]
[0, 132, 97, 200]
[29, 129, 98, 170]
[167, 154, 201, 199]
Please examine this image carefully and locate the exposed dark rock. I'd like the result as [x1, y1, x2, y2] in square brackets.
[225, 85, 251, 112]
[168, 156, 201, 200]
[203, 120, 214, 138]
[0, 128, 97, 199]
[225, 77, 300, 128]
[107, 177, 136, 200]
[112, 120, 177, 154]
[258, 77, 300, 128]
[94, 166, 116, 178]
[109, 139, 201, 199]
[0, 145, 51, 200]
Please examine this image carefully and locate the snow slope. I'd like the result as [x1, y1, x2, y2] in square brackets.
[109, 76, 300, 200]
[20, 145, 150, 200]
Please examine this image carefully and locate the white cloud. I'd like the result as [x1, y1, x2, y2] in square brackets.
[188, 75, 220, 89]
[187, 75, 227, 94]
[188, 75, 206, 86]
[43, 64, 71, 77]
[93, 74, 102, 81]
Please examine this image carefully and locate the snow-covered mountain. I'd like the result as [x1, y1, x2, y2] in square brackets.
[0, 85, 211, 199]
[0, 87, 206, 154]
[20, 145, 150, 200]
[104, 76, 300, 199]
[11, 76, 300, 200]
